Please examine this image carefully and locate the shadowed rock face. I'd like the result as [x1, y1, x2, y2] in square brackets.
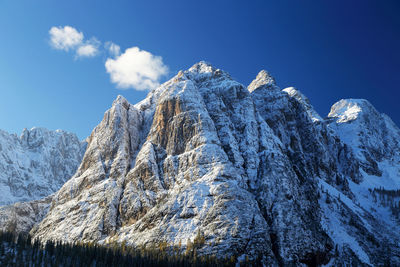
[0, 128, 86, 206]
[29, 62, 400, 266]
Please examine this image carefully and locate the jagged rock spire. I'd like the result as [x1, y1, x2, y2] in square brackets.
[248, 70, 276, 92]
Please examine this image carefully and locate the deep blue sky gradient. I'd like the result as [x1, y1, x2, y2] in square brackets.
[0, 0, 399, 139]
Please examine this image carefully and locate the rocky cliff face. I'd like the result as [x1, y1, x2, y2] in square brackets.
[30, 62, 400, 266]
[0, 128, 86, 206]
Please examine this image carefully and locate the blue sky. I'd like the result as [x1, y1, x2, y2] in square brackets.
[0, 0, 399, 139]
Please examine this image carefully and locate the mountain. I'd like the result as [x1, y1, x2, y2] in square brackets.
[0, 127, 86, 206]
[8, 62, 397, 265]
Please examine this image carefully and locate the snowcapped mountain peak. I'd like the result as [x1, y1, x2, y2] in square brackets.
[19, 127, 76, 149]
[248, 70, 276, 92]
[188, 61, 215, 73]
[112, 94, 131, 109]
[328, 99, 373, 123]
[282, 86, 309, 100]
[185, 61, 230, 82]
[327, 98, 400, 176]
[283, 87, 323, 122]
[20, 127, 47, 142]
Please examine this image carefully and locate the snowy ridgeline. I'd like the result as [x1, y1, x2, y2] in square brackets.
[0, 127, 86, 206]
[1, 62, 400, 266]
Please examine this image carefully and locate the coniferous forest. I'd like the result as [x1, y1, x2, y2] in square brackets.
[0, 230, 258, 266]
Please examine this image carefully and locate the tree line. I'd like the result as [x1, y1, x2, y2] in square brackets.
[0, 230, 259, 266]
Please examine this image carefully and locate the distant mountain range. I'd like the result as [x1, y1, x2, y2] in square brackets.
[0, 127, 85, 205]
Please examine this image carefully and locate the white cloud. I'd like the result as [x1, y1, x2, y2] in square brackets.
[76, 38, 100, 58]
[76, 44, 97, 57]
[49, 26, 84, 51]
[49, 26, 99, 58]
[105, 47, 168, 91]
[48, 26, 169, 90]
[105, 42, 121, 57]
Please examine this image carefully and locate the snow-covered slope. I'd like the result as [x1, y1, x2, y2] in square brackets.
[26, 62, 400, 265]
[0, 127, 86, 205]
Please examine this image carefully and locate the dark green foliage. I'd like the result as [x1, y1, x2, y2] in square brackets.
[0, 230, 251, 266]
